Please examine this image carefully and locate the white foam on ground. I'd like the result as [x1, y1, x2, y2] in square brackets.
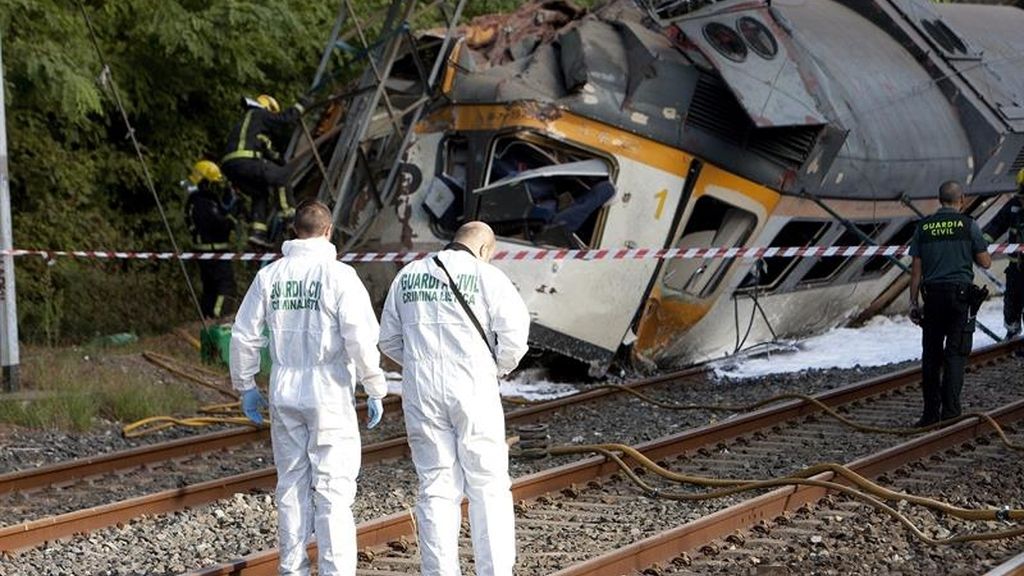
[383, 368, 581, 401]
[713, 299, 1005, 380]
[500, 367, 581, 401]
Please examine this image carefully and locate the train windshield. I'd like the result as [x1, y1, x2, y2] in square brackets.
[471, 133, 616, 249]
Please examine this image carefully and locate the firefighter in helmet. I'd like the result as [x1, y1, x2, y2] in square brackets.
[220, 94, 308, 248]
[184, 160, 237, 319]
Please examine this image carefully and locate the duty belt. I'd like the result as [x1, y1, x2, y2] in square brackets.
[195, 242, 230, 251]
[923, 281, 970, 292]
[221, 149, 262, 163]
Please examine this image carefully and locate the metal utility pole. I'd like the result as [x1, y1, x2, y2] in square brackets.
[0, 32, 19, 392]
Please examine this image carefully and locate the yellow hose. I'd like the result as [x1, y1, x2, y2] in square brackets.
[122, 413, 261, 438]
[125, 351, 261, 437]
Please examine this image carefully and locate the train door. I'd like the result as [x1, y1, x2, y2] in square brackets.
[633, 163, 776, 362]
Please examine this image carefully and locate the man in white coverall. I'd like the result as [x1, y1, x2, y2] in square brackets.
[230, 200, 387, 575]
[379, 221, 531, 575]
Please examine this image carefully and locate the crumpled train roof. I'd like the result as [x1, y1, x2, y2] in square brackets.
[450, 0, 695, 151]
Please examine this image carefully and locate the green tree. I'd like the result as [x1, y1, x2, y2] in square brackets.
[1, 0, 336, 341]
[0, 0, 598, 342]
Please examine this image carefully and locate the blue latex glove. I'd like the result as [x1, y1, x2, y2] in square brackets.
[366, 397, 384, 430]
[241, 388, 267, 425]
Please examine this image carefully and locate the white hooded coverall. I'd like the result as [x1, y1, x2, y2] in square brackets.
[379, 247, 530, 576]
[231, 237, 386, 576]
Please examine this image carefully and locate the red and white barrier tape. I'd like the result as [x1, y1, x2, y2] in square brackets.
[1, 244, 1021, 262]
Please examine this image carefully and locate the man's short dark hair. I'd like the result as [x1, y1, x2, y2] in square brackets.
[938, 180, 963, 206]
[293, 200, 332, 238]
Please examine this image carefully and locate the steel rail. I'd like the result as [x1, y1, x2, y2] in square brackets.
[551, 356, 1024, 575]
[0, 397, 391, 496]
[0, 436, 406, 553]
[0, 428, 268, 496]
[986, 551, 1024, 576]
[1, 363, 708, 498]
[0, 366, 707, 553]
[187, 338, 1022, 576]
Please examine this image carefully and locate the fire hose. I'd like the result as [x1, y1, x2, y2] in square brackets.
[514, 384, 1024, 546]
[548, 442, 1024, 545]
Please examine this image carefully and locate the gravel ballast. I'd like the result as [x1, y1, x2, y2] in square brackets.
[3, 356, 1021, 576]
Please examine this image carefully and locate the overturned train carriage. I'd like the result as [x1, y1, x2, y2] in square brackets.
[294, 0, 1024, 374]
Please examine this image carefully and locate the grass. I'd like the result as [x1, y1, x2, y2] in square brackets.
[0, 388, 100, 431]
[0, 341, 203, 432]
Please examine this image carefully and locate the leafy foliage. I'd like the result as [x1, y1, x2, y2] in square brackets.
[1, 0, 599, 342]
[1, 0, 336, 341]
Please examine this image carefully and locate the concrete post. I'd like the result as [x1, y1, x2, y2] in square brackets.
[0, 32, 20, 392]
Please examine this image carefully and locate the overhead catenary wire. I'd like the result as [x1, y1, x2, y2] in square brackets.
[75, 1, 207, 329]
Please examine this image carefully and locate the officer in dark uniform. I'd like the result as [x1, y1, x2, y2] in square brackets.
[982, 169, 1024, 340]
[908, 180, 992, 426]
[220, 94, 307, 248]
[184, 160, 237, 319]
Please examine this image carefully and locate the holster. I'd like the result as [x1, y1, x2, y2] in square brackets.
[968, 284, 989, 318]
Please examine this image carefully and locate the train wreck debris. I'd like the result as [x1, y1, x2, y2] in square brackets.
[289, 0, 1024, 374]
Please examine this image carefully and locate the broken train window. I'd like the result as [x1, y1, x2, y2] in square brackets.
[798, 221, 885, 285]
[739, 220, 829, 291]
[472, 132, 616, 248]
[663, 195, 756, 299]
[424, 137, 469, 236]
[858, 219, 917, 278]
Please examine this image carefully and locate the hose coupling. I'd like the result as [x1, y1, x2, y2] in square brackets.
[514, 423, 550, 459]
[996, 505, 1012, 524]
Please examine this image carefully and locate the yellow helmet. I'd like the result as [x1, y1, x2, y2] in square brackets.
[188, 160, 224, 185]
[256, 94, 280, 113]
[1016, 168, 1024, 187]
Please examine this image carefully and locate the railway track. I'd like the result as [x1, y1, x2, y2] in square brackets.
[555, 397, 1024, 575]
[185, 341, 1023, 576]
[989, 551, 1024, 576]
[0, 366, 707, 553]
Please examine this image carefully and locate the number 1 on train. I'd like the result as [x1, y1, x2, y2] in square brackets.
[654, 189, 668, 220]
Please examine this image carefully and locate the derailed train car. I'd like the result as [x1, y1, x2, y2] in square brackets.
[297, 0, 1024, 374]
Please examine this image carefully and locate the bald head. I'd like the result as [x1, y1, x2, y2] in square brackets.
[454, 221, 497, 262]
[939, 180, 964, 208]
[293, 200, 333, 239]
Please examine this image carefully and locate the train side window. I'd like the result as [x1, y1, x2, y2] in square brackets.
[474, 133, 615, 249]
[740, 220, 828, 290]
[799, 222, 884, 285]
[860, 220, 917, 277]
[664, 196, 756, 298]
